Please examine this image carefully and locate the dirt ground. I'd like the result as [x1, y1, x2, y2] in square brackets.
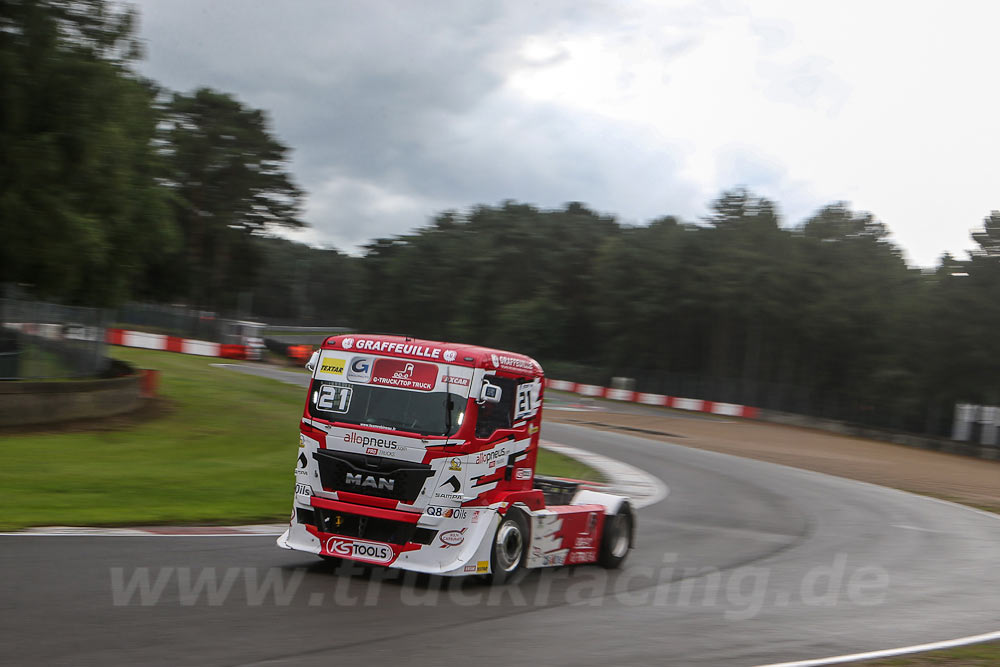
[546, 404, 1000, 513]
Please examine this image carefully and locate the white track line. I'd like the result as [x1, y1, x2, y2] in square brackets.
[541, 440, 668, 509]
[754, 629, 1000, 666]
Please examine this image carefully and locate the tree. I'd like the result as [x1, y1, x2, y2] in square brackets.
[971, 211, 1000, 256]
[158, 88, 305, 310]
[0, 0, 177, 305]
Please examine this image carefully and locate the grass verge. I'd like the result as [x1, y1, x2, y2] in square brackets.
[0, 348, 601, 530]
[858, 640, 1000, 665]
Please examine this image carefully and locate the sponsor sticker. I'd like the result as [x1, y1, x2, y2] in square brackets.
[370, 358, 437, 391]
[474, 448, 507, 465]
[448, 457, 462, 471]
[426, 506, 470, 519]
[342, 338, 355, 350]
[569, 551, 596, 564]
[439, 475, 461, 493]
[575, 536, 594, 549]
[542, 553, 566, 567]
[347, 355, 374, 383]
[294, 482, 312, 496]
[464, 564, 477, 572]
[439, 528, 467, 547]
[353, 339, 442, 359]
[319, 357, 346, 375]
[515, 468, 532, 481]
[476, 560, 489, 574]
[443, 350, 457, 362]
[440, 373, 470, 387]
[344, 432, 398, 449]
[490, 353, 537, 373]
[326, 537, 393, 564]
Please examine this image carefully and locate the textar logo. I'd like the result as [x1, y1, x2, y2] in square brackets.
[345, 473, 394, 491]
[319, 358, 345, 375]
[342, 338, 355, 350]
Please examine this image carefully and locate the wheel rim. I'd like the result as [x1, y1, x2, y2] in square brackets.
[495, 520, 524, 573]
[609, 516, 630, 558]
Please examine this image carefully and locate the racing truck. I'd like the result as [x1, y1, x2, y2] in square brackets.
[277, 334, 634, 582]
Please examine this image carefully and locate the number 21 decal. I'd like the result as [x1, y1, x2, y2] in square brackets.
[316, 384, 352, 413]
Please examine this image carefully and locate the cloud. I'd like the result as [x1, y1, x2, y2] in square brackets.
[132, 0, 1000, 266]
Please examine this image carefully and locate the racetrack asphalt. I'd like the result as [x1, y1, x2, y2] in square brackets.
[3, 420, 1000, 666]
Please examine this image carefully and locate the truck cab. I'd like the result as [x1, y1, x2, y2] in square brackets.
[277, 334, 633, 580]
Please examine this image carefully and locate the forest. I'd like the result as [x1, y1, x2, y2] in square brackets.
[3, 1, 999, 436]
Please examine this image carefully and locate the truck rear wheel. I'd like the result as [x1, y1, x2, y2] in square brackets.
[598, 503, 633, 569]
[486, 509, 528, 584]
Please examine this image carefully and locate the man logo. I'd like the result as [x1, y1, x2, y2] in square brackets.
[443, 350, 457, 362]
[345, 472, 394, 491]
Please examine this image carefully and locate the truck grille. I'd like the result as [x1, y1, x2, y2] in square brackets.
[312, 449, 435, 503]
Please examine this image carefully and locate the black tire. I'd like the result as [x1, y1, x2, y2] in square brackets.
[485, 509, 529, 584]
[598, 504, 633, 569]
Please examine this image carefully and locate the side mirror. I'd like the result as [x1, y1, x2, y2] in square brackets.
[306, 351, 319, 372]
[479, 380, 502, 404]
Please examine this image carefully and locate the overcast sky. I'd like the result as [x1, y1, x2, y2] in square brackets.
[131, 0, 999, 267]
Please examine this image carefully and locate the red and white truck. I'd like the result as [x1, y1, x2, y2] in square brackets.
[277, 334, 634, 581]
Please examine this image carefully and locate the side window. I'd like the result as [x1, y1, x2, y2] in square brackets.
[475, 376, 518, 439]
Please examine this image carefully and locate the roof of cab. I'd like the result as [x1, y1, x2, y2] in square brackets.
[321, 334, 543, 377]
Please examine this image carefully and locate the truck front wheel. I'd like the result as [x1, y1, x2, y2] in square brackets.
[486, 509, 528, 584]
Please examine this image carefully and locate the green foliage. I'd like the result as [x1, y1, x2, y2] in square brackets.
[0, 0, 176, 305]
[0, 1, 305, 311]
[250, 190, 992, 437]
[153, 88, 306, 310]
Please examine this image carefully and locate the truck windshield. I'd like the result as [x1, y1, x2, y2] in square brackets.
[307, 379, 467, 437]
